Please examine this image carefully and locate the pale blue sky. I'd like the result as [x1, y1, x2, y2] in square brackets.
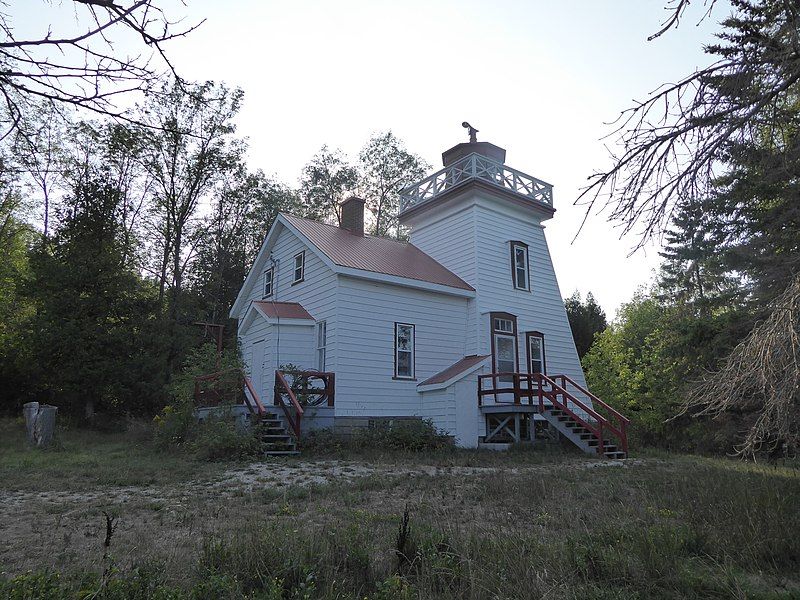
[13, 0, 731, 316]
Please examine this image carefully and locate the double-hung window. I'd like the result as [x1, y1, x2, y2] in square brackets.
[316, 321, 327, 371]
[527, 331, 546, 375]
[511, 241, 530, 291]
[263, 268, 274, 298]
[394, 323, 415, 379]
[292, 251, 305, 284]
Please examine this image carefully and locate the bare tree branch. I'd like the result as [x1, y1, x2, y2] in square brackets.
[0, 1, 202, 138]
[680, 275, 800, 456]
[577, 1, 800, 247]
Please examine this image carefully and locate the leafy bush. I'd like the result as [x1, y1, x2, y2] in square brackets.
[154, 404, 260, 461]
[152, 344, 260, 461]
[303, 419, 454, 454]
[188, 415, 261, 461]
[168, 344, 245, 405]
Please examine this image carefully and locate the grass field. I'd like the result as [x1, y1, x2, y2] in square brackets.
[1, 418, 799, 599]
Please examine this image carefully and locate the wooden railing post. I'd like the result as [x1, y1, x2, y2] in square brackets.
[513, 373, 521, 405]
[327, 373, 335, 407]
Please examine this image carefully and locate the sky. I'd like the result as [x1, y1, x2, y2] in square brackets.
[14, 0, 731, 318]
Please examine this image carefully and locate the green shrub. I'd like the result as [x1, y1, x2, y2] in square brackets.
[354, 419, 454, 452]
[303, 419, 453, 454]
[153, 404, 260, 461]
[168, 344, 245, 406]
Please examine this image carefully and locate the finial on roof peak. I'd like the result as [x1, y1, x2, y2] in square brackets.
[462, 121, 478, 143]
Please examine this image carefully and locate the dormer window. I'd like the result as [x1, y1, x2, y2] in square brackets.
[263, 267, 274, 298]
[292, 251, 305, 284]
[510, 241, 530, 291]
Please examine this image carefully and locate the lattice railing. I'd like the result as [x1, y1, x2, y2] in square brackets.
[399, 153, 553, 213]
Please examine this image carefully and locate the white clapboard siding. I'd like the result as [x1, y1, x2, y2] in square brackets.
[420, 388, 455, 434]
[408, 192, 589, 412]
[334, 276, 469, 417]
[238, 224, 337, 403]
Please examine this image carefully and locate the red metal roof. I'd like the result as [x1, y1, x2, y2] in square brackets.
[253, 301, 314, 320]
[283, 214, 474, 291]
[419, 355, 490, 386]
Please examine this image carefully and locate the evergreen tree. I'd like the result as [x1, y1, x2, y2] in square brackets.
[28, 178, 159, 419]
[657, 199, 739, 314]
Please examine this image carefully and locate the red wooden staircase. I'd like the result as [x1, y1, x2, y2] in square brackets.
[478, 372, 629, 458]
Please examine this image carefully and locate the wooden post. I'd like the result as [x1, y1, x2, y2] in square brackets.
[327, 373, 335, 407]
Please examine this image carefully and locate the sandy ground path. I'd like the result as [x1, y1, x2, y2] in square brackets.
[0, 457, 643, 509]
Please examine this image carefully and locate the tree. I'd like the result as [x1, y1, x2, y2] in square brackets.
[190, 170, 299, 325]
[0, 1, 199, 137]
[564, 291, 608, 359]
[358, 131, 428, 237]
[299, 146, 357, 226]
[580, 0, 800, 452]
[10, 99, 68, 238]
[657, 198, 739, 314]
[140, 80, 245, 314]
[28, 177, 158, 418]
[579, 0, 800, 244]
[682, 275, 800, 455]
[709, 111, 800, 306]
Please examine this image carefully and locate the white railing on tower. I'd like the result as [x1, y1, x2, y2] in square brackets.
[399, 153, 554, 213]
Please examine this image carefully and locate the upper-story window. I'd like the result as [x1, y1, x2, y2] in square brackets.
[292, 251, 305, 284]
[510, 241, 530, 291]
[394, 322, 415, 379]
[263, 267, 274, 298]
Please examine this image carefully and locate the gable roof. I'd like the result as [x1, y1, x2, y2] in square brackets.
[417, 355, 491, 392]
[230, 213, 475, 319]
[253, 301, 314, 321]
[282, 214, 474, 292]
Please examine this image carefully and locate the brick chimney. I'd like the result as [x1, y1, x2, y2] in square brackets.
[340, 196, 365, 236]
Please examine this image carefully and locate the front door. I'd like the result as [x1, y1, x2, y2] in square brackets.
[251, 339, 265, 401]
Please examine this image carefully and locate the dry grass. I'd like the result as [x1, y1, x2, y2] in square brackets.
[1, 419, 798, 598]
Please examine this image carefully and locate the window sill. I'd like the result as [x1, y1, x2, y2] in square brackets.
[392, 376, 417, 381]
[291, 278, 304, 286]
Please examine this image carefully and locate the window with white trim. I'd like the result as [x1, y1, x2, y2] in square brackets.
[316, 321, 327, 371]
[527, 332, 545, 375]
[511, 241, 530, 291]
[292, 251, 305, 283]
[394, 323, 415, 379]
[263, 268, 274, 298]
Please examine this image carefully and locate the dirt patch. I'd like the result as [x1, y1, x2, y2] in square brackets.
[0, 458, 645, 509]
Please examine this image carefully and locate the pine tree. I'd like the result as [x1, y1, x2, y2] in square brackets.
[657, 199, 739, 314]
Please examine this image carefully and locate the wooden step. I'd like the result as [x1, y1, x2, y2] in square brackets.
[261, 434, 291, 441]
[264, 449, 300, 456]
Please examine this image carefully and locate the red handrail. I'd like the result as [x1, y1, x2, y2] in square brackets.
[194, 368, 266, 417]
[553, 374, 629, 456]
[279, 370, 335, 407]
[274, 370, 304, 438]
[243, 375, 266, 415]
[555, 374, 629, 423]
[477, 371, 629, 456]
